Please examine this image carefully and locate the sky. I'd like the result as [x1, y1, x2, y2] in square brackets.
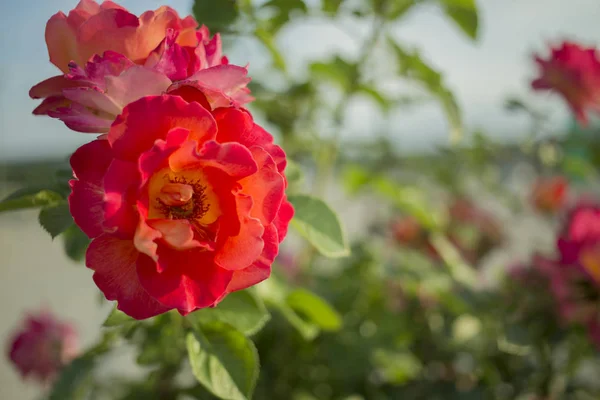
[0, 0, 598, 162]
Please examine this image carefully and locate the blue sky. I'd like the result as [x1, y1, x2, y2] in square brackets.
[0, 0, 598, 161]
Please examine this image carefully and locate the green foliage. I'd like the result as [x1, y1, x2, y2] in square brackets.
[310, 57, 358, 92]
[193, 0, 238, 32]
[286, 288, 343, 331]
[0, 188, 63, 213]
[189, 290, 271, 336]
[38, 202, 72, 239]
[289, 194, 350, 258]
[254, 27, 286, 71]
[440, 0, 479, 40]
[387, 37, 463, 143]
[103, 305, 136, 327]
[62, 224, 90, 262]
[322, 0, 344, 15]
[48, 357, 95, 400]
[261, 0, 307, 33]
[187, 322, 260, 400]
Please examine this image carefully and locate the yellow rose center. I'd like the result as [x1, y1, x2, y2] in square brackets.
[147, 168, 221, 226]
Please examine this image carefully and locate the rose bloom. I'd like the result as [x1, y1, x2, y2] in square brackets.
[69, 94, 293, 319]
[532, 41, 600, 125]
[30, 0, 251, 133]
[531, 176, 568, 214]
[532, 204, 600, 347]
[7, 310, 78, 384]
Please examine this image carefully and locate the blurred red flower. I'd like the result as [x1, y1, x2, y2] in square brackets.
[7, 310, 78, 384]
[532, 41, 600, 125]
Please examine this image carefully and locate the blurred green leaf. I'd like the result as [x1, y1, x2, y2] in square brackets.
[387, 37, 463, 144]
[38, 202, 72, 239]
[285, 159, 305, 189]
[257, 277, 320, 340]
[289, 194, 349, 258]
[286, 288, 342, 331]
[190, 290, 271, 336]
[322, 0, 343, 15]
[0, 188, 62, 213]
[371, 349, 422, 384]
[262, 0, 307, 33]
[439, 0, 479, 40]
[373, 177, 440, 229]
[193, 0, 238, 32]
[386, 0, 415, 20]
[103, 305, 136, 327]
[343, 164, 372, 194]
[48, 357, 95, 400]
[357, 84, 392, 111]
[310, 57, 357, 92]
[255, 27, 286, 71]
[187, 322, 259, 400]
[62, 224, 90, 262]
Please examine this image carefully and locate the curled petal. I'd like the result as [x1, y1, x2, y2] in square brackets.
[137, 247, 233, 314]
[215, 192, 264, 271]
[87, 234, 170, 319]
[109, 95, 217, 162]
[169, 140, 258, 179]
[239, 146, 285, 225]
[223, 223, 278, 296]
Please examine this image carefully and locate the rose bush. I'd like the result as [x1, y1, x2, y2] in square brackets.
[30, 0, 251, 133]
[69, 94, 293, 319]
[7, 310, 78, 384]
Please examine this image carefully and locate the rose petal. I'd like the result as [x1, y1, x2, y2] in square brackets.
[87, 234, 170, 319]
[239, 146, 285, 225]
[108, 95, 217, 162]
[137, 247, 233, 314]
[215, 192, 264, 271]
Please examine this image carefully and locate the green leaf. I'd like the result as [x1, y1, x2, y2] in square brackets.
[255, 27, 286, 71]
[309, 57, 357, 92]
[256, 277, 320, 340]
[286, 289, 342, 331]
[288, 194, 349, 258]
[387, 37, 463, 144]
[38, 202, 73, 239]
[62, 224, 90, 262]
[187, 322, 259, 400]
[386, 0, 415, 20]
[343, 165, 372, 194]
[0, 189, 62, 213]
[439, 0, 479, 40]
[285, 159, 304, 189]
[193, 0, 238, 32]
[48, 357, 95, 400]
[262, 0, 307, 33]
[357, 85, 391, 111]
[102, 305, 136, 327]
[323, 0, 343, 15]
[189, 290, 271, 336]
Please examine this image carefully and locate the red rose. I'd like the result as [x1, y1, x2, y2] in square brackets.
[532, 41, 600, 125]
[68, 95, 293, 319]
[7, 310, 78, 384]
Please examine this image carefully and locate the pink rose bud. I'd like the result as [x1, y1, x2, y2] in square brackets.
[7, 310, 79, 384]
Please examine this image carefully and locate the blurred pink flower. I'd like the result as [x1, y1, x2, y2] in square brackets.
[30, 1, 252, 133]
[532, 41, 600, 125]
[7, 310, 78, 384]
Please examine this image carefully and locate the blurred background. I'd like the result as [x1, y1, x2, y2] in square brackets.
[2, 0, 600, 399]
